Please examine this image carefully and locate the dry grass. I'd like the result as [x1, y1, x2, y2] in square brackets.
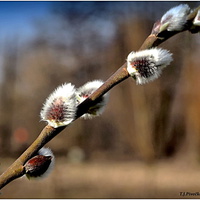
[1, 157, 200, 198]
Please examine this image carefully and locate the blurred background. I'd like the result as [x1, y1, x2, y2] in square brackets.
[0, 1, 200, 198]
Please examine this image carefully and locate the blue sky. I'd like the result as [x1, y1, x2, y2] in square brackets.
[0, 1, 53, 41]
[0, 1, 198, 44]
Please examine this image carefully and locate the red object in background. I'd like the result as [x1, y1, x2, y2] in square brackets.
[13, 127, 29, 144]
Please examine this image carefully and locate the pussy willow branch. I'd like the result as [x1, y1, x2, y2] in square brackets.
[140, 5, 200, 50]
[0, 6, 199, 190]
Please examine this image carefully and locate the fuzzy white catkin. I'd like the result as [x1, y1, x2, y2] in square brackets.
[24, 147, 55, 179]
[37, 147, 55, 178]
[127, 48, 173, 85]
[161, 4, 190, 31]
[193, 10, 200, 26]
[40, 83, 77, 128]
[39, 147, 54, 157]
[76, 80, 109, 119]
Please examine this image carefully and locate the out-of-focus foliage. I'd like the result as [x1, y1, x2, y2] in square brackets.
[0, 1, 200, 165]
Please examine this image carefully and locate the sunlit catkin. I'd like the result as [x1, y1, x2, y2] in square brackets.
[76, 80, 109, 119]
[40, 83, 77, 128]
[127, 48, 173, 85]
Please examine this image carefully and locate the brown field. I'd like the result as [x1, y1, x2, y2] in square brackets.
[1, 158, 200, 199]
